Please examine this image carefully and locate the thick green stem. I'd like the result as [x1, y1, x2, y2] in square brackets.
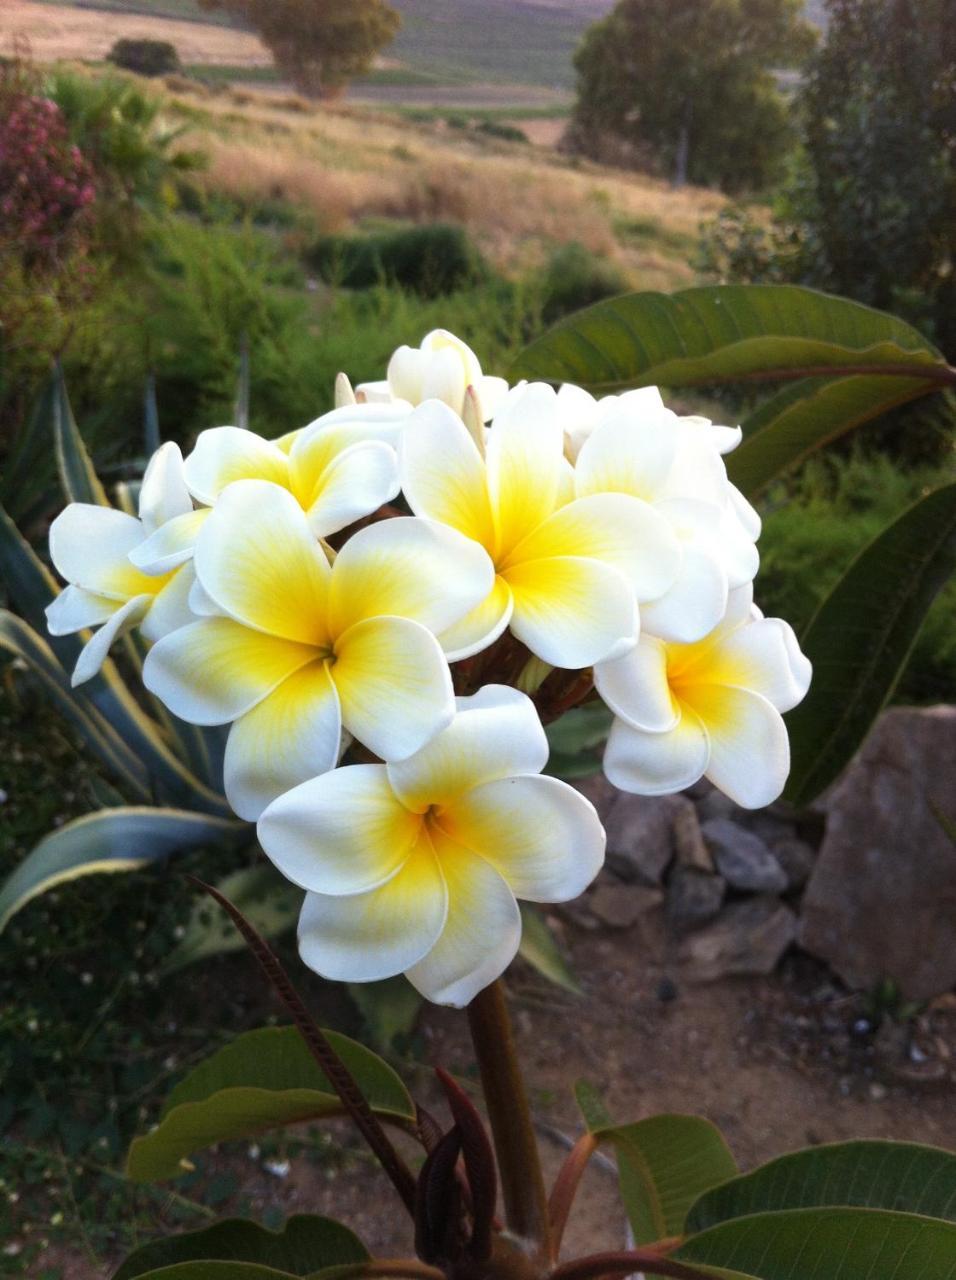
[466, 980, 551, 1259]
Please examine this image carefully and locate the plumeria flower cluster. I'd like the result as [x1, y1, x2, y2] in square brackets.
[46, 328, 810, 1006]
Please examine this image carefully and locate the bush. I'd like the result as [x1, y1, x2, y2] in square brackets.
[107, 38, 182, 78]
[758, 452, 956, 705]
[304, 222, 489, 298]
[539, 241, 627, 324]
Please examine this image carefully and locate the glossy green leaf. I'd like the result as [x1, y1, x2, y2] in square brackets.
[728, 373, 938, 500]
[163, 862, 302, 973]
[545, 704, 611, 780]
[0, 806, 242, 932]
[0, 610, 151, 800]
[127, 1025, 415, 1182]
[595, 1116, 738, 1245]
[518, 905, 580, 994]
[510, 285, 950, 394]
[52, 361, 111, 506]
[785, 482, 956, 805]
[574, 1079, 612, 1133]
[687, 1140, 956, 1235]
[112, 1214, 367, 1280]
[677, 1207, 956, 1279]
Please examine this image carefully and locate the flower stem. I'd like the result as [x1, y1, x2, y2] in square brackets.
[548, 1133, 598, 1254]
[466, 980, 552, 1259]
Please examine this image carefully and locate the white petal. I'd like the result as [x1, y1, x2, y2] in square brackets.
[692, 686, 791, 809]
[143, 617, 318, 725]
[297, 832, 447, 983]
[405, 835, 520, 1007]
[299, 402, 411, 446]
[486, 382, 566, 555]
[258, 763, 421, 895]
[298, 440, 399, 538]
[140, 564, 197, 643]
[507, 492, 682, 604]
[556, 382, 599, 461]
[421, 329, 484, 386]
[436, 575, 514, 662]
[477, 375, 509, 421]
[188, 574, 220, 617]
[594, 635, 679, 732]
[49, 504, 151, 599]
[387, 684, 549, 811]
[387, 345, 427, 405]
[574, 408, 678, 504]
[328, 516, 494, 638]
[225, 662, 342, 821]
[71, 594, 151, 687]
[183, 426, 289, 505]
[352, 379, 397, 406]
[638, 545, 729, 644]
[399, 400, 496, 547]
[195, 480, 331, 646]
[728, 483, 762, 539]
[138, 442, 192, 534]
[333, 616, 454, 761]
[421, 347, 467, 414]
[603, 709, 710, 796]
[505, 555, 638, 669]
[443, 774, 605, 901]
[709, 617, 811, 713]
[129, 508, 209, 576]
[719, 502, 760, 589]
[46, 585, 118, 636]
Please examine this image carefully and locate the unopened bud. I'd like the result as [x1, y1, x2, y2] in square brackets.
[514, 655, 553, 695]
[462, 384, 485, 455]
[334, 372, 356, 407]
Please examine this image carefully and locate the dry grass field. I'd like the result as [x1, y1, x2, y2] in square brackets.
[2, 0, 271, 65]
[166, 83, 724, 285]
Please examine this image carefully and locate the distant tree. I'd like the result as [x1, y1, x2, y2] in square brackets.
[568, 0, 817, 193]
[107, 38, 181, 78]
[795, 0, 956, 354]
[199, 0, 401, 98]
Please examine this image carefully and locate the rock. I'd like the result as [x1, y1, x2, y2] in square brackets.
[672, 800, 714, 870]
[701, 818, 788, 892]
[572, 773, 617, 819]
[772, 837, 817, 891]
[589, 882, 664, 929]
[798, 706, 956, 1000]
[667, 865, 725, 929]
[694, 787, 738, 823]
[604, 794, 682, 886]
[679, 897, 797, 981]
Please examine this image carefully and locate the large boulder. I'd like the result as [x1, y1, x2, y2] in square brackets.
[798, 706, 956, 999]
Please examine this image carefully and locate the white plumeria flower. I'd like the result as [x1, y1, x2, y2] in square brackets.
[598, 585, 811, 809]
[258, 685, 605, 1007]
[556, 383, 743, 463]
[357, 329, 509, 422]
[132, 410, 407, 576]
[572, 394, 761, 644]
[46, 442, 196, 687]
[142, 479, 494, 821]
[399, 385, 682, 669]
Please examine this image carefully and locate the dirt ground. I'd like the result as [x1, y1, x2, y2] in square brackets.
[42, 910, 956, 1279]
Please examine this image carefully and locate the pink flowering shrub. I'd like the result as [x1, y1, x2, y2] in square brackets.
[0, 67, 96, 269]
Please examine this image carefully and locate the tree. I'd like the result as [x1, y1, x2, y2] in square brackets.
[568, 0, 817, 193]
[199, 0, 401, 98]
[794, 0, 956, 355]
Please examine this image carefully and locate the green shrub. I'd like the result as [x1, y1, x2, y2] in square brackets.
[476, 119, 528, 144]
[757, 452, 956, 704]
[107, 38, 182, 78]
[539, 241, 627, 324]
[304, 222, 489, 298]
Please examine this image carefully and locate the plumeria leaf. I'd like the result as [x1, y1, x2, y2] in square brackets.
[0, 807, 244, 933]
[545, 705, 611, 780]
[52, 360, 111, 507]
[163, 862, 303, 974]
[346, 976, 423, 1051]
[574, 1079, 612, 1133]
[676, 1207, 956, 1279]
[0, 610, 151, 801]
[112, 1265, 302, 1280]
[785, 482, 956, 806]
[686, 1140, 956, 1234]
[518, 905, 580, 994]
[112, 1214, 368, 1280]
[126, 1026, 415, 1182]
[593, 1116, 738, 1245]
[727, 374, 949, 500]
[510, 284, 950, 394]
